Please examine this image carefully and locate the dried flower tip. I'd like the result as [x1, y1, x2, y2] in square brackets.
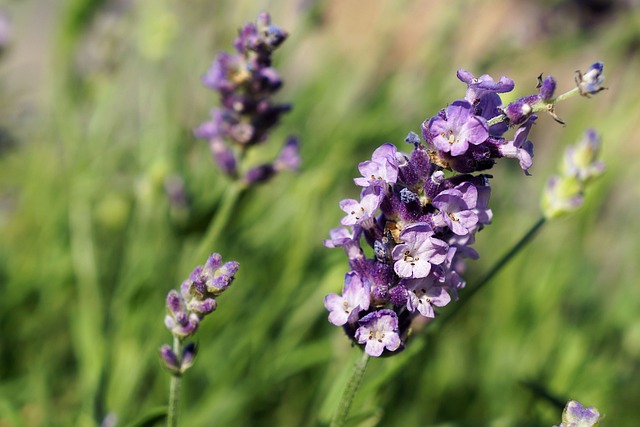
[575, 62, 606, 97]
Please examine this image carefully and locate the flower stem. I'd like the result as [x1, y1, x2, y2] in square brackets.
[195, 182, 247, 261]
[330, 351, 370, 427]
[167, 337, 182, 427]
[439, 216, 547, 325]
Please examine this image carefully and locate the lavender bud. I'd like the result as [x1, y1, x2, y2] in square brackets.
[159, 345, 180, 374]
[575, 62, 606, 96]
[180, 342, 197, 373]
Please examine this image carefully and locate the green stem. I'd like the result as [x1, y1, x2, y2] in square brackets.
[167, 337, 182, 427]
[438, 216, 547, 326]
[195, 182, 247, 261]
[486, 87, 583, 127]
[330, 351, 370, 427]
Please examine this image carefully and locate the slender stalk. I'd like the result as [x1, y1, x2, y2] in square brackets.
[438, 216, 547, 326]
[331, 351, 370, 427]
[195, 182, 247, 261]
[167, 337, 182, 427]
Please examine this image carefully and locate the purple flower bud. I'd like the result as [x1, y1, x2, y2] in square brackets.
[187, 298, 217, 315]
[209, 137, 238, 177]
[274, 136, 301, 171]
[405, 131, 421, 147]
[159, 344, 180, 374]
[503, 94, 540, 125]
[180, 342, 197, 373]
[166, 290, 183, 314]
[389, 284, 409, 306]
[244, 164, 276, 185]
[539, 75, 556, 100]
[576, 62, 606, 96]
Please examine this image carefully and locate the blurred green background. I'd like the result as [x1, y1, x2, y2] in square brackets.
[1, 0, 639, 426]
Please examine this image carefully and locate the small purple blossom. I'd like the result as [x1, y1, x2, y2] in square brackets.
[432, 182, 479, 236]
[392, 223, 448, 279]
[355, 309, 401, 357]
[339, 193, 381, 227]
[354, 143, 399, 187]
[404, 276, 452, 318]
[424, 100, 489, 156]
[324, 272, 370, 326]
[456, 69, 515, 103]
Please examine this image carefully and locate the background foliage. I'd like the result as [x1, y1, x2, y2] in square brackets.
[1, 0, 639, 426]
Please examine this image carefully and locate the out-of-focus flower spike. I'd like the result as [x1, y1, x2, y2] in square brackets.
[562, 129, 605, 181]
[557, 400, 603, 427]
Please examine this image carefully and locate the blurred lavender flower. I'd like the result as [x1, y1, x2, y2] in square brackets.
[160, 253, 238, 373]
[553, 400, 603, 427]
[325, 65, 606, 357]
[195, 12, 299, 185]
[542, 129, 605, 219]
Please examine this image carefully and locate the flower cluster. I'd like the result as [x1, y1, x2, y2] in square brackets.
[194, 12, 300, 184]
[553, 400, 603, 427]
[542, 129, 605, 219]
[324, 63, 605, 357]
[160, 253, 239, 374]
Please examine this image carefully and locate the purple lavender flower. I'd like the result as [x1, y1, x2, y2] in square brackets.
[404, 275, 452, 318]
[195, 12, 295, 184]
[353, 143, 399, 187]
[161, 253, 238, 371]
[354, 309, 401, 357]
[424, 100, 489, 156]
[339, 193, 381, 227]
[325, 65, 605, 357]
[456, 69, 515, 103]
[432, 182, 480, 236]
[324, 272, 370, 326]
[392, 223, 448, 279]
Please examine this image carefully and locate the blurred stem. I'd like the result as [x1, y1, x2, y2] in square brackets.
[438, 216, 547, 326]
[167, 337, 182, 427]
[330, 351, 370, 427]
[195, 182, 247, 261]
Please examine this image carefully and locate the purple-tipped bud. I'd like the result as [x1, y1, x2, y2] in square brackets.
[166, 290, 183, 314]
[187, 298, 218, 315]
[539, 75, 556, 100]
[503, 95, 539, 125]
[180, 342, 198, 373]
[424, 170, 445, 200]
[244, 164, 276, 185]
[405, 131, 421, 147]
[576, 62, 605, 96]
[274, 137, 301, 171]
[159, 345, 180, 374]
[389, 284, 409, 306]
[209, 137, 238, 177]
